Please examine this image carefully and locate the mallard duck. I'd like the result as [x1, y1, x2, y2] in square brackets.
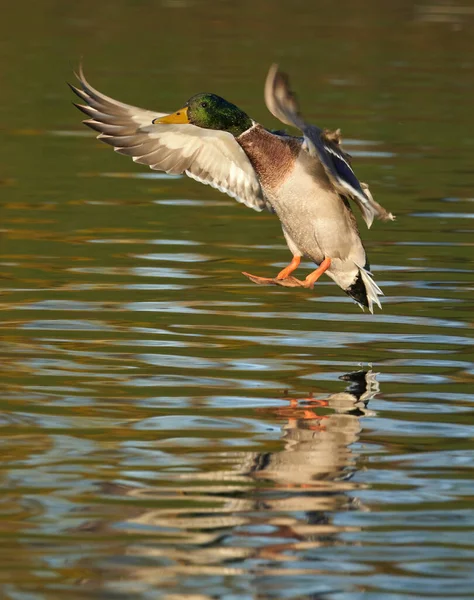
[70, 64, 394, 312]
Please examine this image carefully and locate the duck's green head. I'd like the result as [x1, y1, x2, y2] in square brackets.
[153, 93, 253, 137]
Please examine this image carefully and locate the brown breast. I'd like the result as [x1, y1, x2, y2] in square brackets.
[237, 125, 301, 192]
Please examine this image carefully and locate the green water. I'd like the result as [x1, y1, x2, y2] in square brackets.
[1, 1, 474, 598]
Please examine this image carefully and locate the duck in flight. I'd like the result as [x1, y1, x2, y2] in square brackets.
[70, 64, 394, 313]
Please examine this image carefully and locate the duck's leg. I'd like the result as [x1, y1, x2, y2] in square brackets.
[276, 255, 301, 279]
[242, 254, 302, 287]
[303, 257, 332, 288]
[243, 257, 331, 288]
[242, 228, 306, 287]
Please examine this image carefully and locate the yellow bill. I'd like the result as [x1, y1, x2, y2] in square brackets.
[153, 106, 189, 124]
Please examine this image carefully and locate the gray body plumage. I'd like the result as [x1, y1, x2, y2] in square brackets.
[239, 126, 367, 293]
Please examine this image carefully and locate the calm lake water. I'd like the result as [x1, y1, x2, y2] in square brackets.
[1, 1, 474, 598]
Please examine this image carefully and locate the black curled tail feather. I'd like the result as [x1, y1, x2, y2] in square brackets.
[346, 272, 369, 309]
[345, 263, 383, 314]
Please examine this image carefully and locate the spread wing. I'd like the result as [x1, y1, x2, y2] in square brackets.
[264, 64, 394, 228]
[70, 66, 268, 212]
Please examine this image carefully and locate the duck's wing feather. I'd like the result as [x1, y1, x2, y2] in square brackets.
[264, 64, 394, 228]
[70, 67, 268, 212]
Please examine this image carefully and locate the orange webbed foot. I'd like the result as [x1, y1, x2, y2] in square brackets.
[242, 272, 306, 287]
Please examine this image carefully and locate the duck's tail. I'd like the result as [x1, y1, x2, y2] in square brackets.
[346, 263, 383, 314]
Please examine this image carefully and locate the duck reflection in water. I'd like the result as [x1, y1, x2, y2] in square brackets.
[87, 370, 377, 593]
[242, 369, 378, 561]
[253, 368, 376, 486]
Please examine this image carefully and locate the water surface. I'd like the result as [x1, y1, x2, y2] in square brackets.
[1, 1, 474, 598]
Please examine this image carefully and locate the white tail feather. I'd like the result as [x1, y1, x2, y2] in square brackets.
[355, 264, 383, 314]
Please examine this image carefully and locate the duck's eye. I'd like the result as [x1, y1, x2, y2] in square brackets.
[200, 102, 208, 108]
